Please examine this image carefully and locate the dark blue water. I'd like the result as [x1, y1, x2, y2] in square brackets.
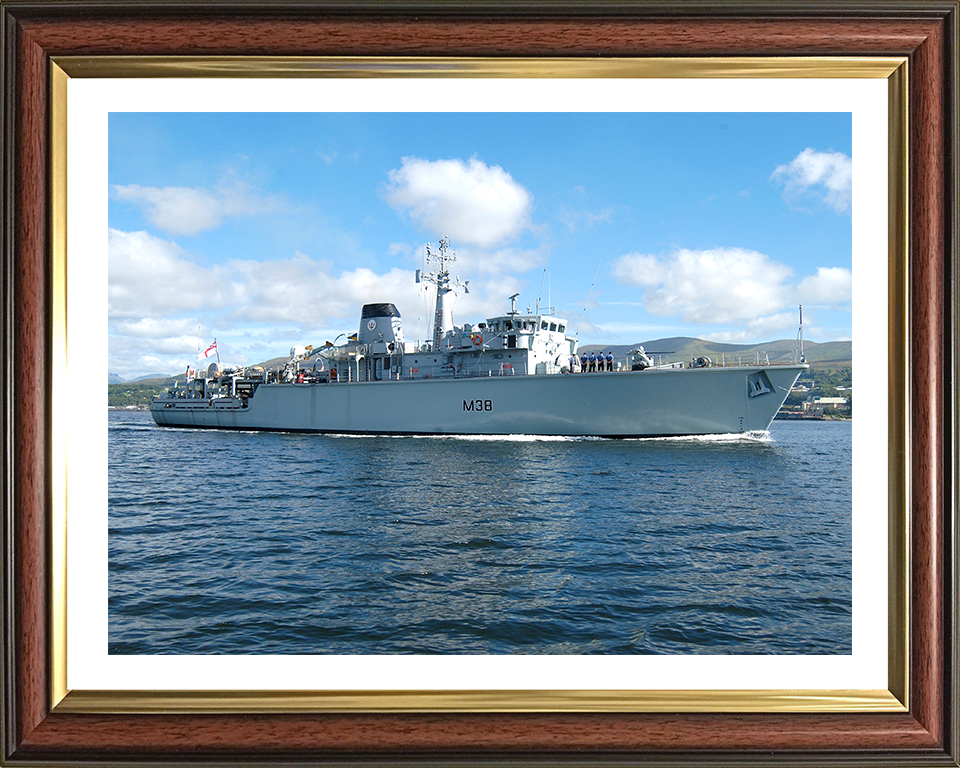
[108, 411, 851, 655]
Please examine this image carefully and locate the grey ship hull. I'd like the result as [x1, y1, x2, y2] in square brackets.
[151, 364, 805, 437]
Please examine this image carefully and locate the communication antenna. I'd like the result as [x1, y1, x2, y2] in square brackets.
[536, 244, 550, 314]
[575, 260, 602, 341]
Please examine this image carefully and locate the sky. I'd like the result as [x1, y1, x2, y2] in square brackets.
[108, 112, 852, 379]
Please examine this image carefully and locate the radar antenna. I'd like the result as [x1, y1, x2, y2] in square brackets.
[415, 236, 469, 351]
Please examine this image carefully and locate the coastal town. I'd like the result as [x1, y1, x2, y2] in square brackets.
[776, 376, 852, 420]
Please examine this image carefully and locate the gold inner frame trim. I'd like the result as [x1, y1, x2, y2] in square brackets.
[886, 62, 910, 710]
[53, 55, 906, 79]
[56, 688, 905, 715]
[49, 55, 910, 715]
[50, 62, 69, 709]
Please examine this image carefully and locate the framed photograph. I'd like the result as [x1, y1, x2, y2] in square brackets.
[2, 2, 957, 766]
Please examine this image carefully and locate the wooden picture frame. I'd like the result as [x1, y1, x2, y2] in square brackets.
[2, 2, 957, 765]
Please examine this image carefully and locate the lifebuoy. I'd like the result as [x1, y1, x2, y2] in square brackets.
[473, 335, 482, 346]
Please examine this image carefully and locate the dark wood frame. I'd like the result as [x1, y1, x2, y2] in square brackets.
[2, 2, 957, 765]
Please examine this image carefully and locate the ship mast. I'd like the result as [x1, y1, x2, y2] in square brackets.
[800, 304, 804, 360]
[416, 236, 469, 351]
[797, 304, 806, 363]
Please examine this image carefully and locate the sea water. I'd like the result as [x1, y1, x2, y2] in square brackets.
[108, 411, 851, 655]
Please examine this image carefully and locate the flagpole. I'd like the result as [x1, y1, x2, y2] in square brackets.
[215, 338, 220, 365]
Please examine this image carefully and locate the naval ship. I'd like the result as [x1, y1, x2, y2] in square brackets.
[150, 237, 807, 437]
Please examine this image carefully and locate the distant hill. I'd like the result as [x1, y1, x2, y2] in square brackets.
[108, 372, 178, 384]
[259, 356, 290, 371]
[108, 377, 178, 408]
[577, 336, 851, 370]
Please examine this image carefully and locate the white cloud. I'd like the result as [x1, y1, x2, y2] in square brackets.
[381, 157, 532, 247]
[112, 180, 285, 236]
[612, 247, 793, 324]
[612, 247, 851, 333]
[108, 229, 240, 319]
[217, 254, 423, 329]
[108, 228, 503, 376]
[226, 254, 522, 341]
[111, 317, 199, 339]
[771, 148, 852, 213]
[445, 244, 544, 278]
[798, 266, 853, 305]
[703, 312, 800, 343]
[611, 253, 667, 288]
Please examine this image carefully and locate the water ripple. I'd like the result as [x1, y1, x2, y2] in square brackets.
[109, 411, 851, 655]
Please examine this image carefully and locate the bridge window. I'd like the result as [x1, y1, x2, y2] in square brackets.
[558, 324, 565, 333]
[549, 322, 557, 332]
[541, 321, 548, 330]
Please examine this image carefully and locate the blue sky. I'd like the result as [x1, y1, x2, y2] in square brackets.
[108, 112, 852, 378]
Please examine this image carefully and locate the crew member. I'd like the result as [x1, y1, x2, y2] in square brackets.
[588, 351, 597, 372]
[580, 352, 588, 372]
[605, 351, 614, 371]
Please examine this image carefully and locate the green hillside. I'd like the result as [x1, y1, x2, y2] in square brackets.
[108, 376, 179, 408]
[577, 336, 850, 370]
